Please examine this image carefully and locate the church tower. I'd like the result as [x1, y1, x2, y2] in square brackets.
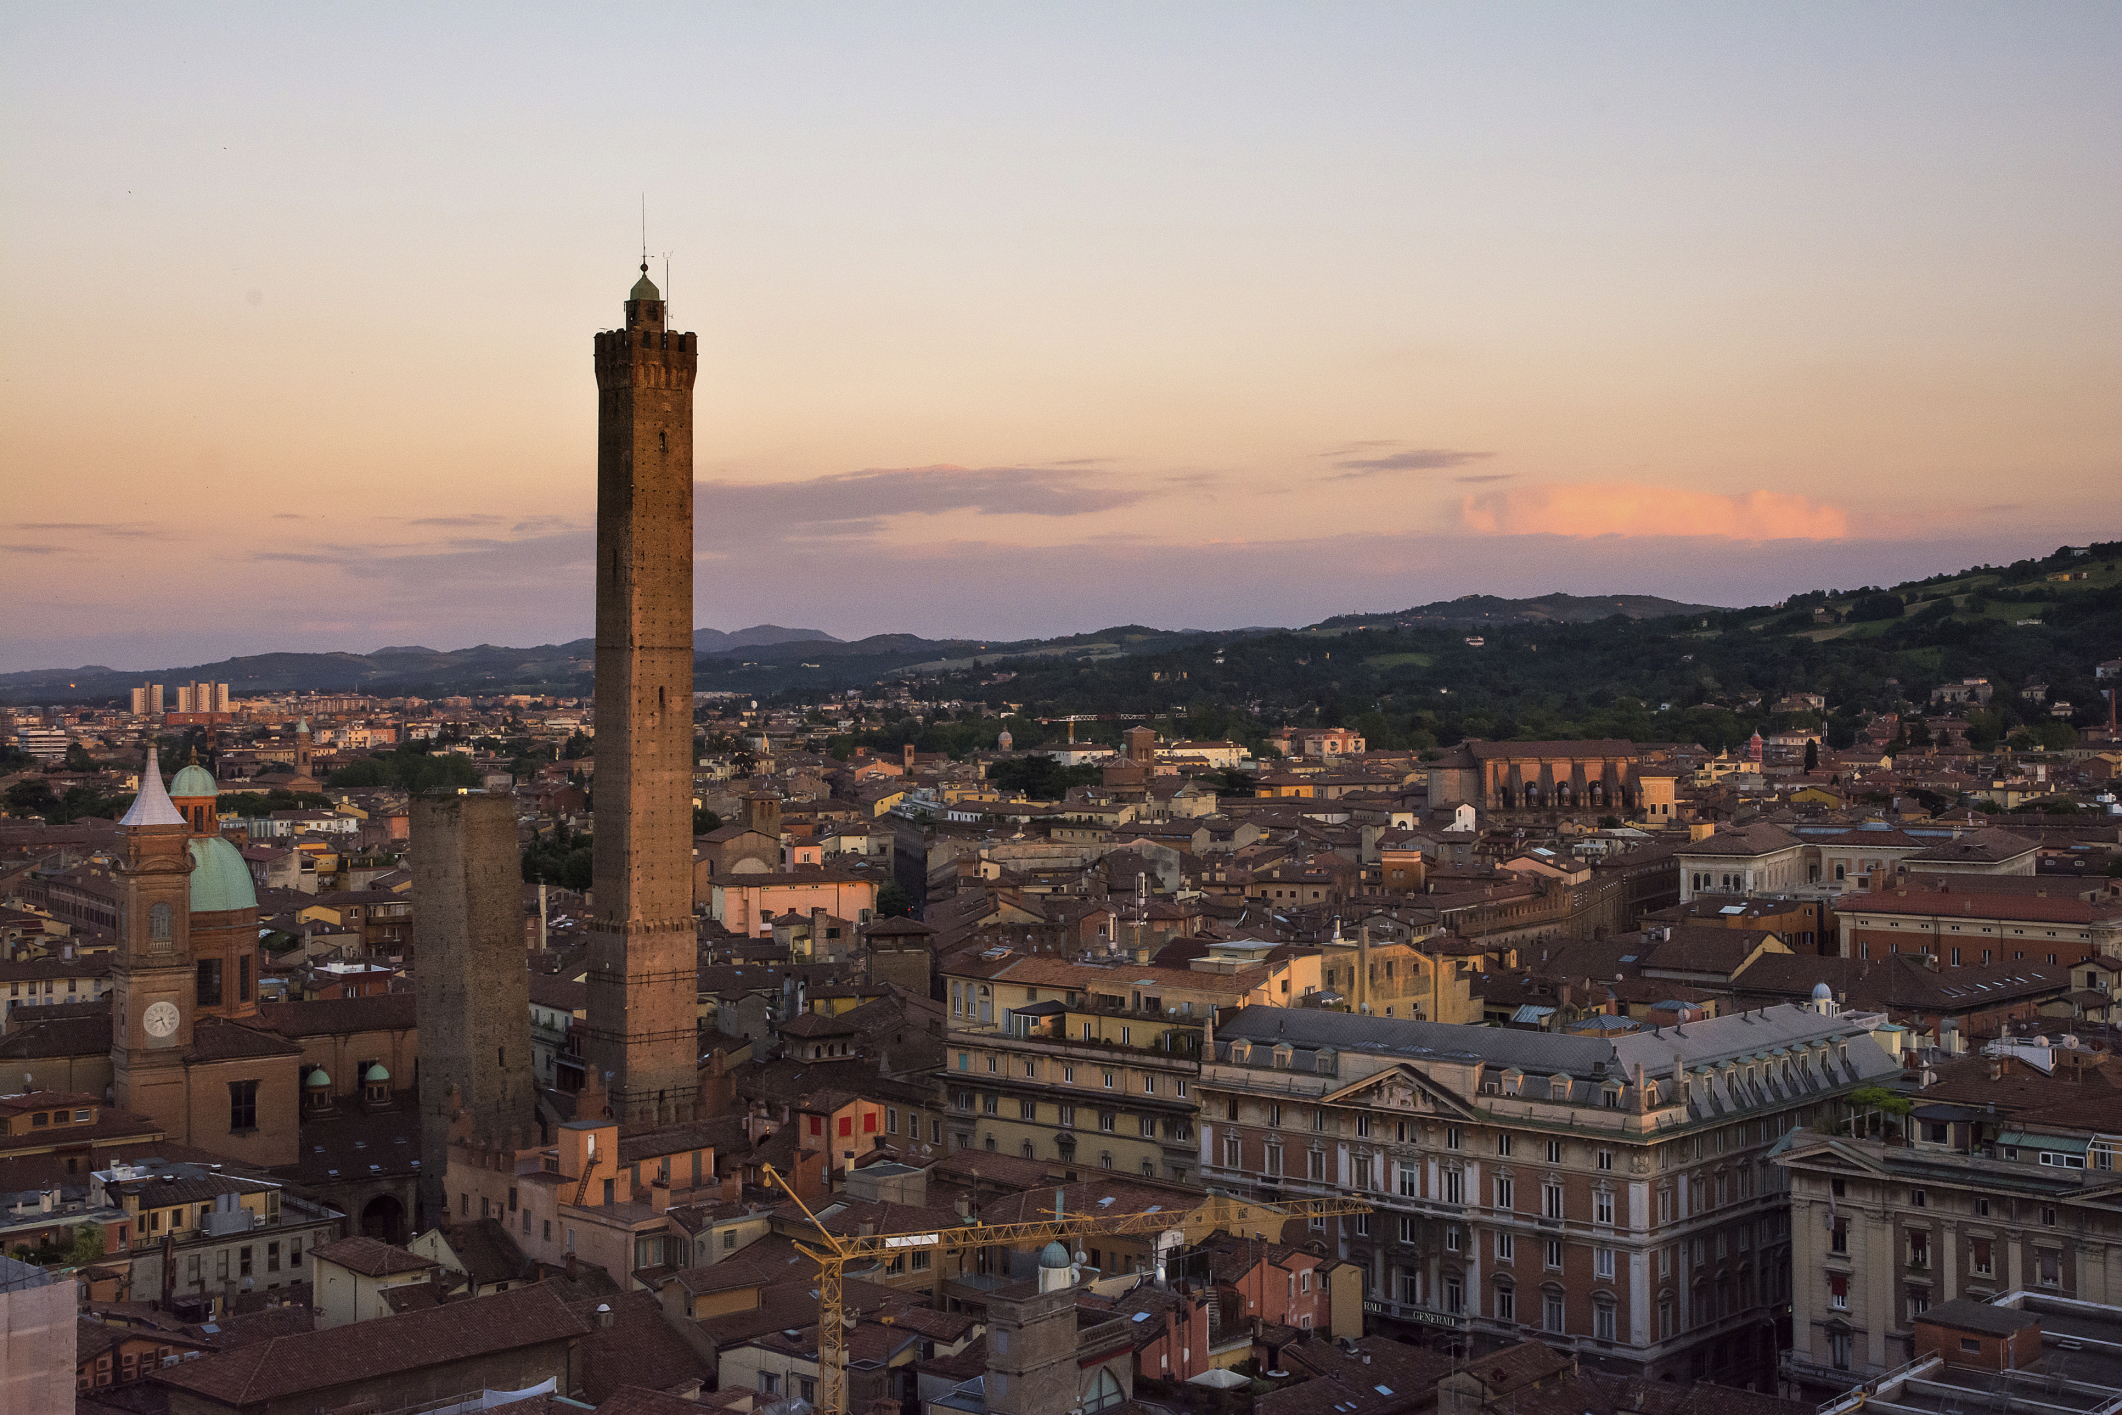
[582, 264, 702, 1128]
[111, 747, 197, 1127]
[285, 719, 319, 792]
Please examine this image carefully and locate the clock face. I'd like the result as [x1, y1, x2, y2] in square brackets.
[142, 1001, 180, 1039]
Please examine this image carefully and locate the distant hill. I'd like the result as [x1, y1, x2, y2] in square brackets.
[693, 625, 841, 653]
[9, 546, 2115, 711]
[1312, 592, 1724, 631]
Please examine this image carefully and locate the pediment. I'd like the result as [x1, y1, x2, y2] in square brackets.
[1321, 1064, 1478, 1119]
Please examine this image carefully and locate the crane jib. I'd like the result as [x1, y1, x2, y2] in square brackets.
[882, 1232, 941, 1248]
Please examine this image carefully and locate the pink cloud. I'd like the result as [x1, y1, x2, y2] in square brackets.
[1459, 482, 1849, 540]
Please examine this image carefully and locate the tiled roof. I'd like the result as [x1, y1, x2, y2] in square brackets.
[597, 1386, 733, 1415]
[257, 993, 419, 1036]
[0, 1012, 112, 1059]
[1840, 887, 2117, 925]
[153, 1280, 588, 1405]
[107, 1170, 276, 1208]
[443, 1217, 535, 1287]
[1676, 823, 1804, 857]
[948, 952, 1263, 996]
[1904, 828, 2039, 863]
[185, 1016, 303, 1063]
[568, 1288, 714, 1403]
[615, 1115, 734, 1166]
[312, 1235, 436, 1277]
[0, 1088, 100, 1114]
[1640, 927, 1781, 977]
[1731, 954, 2069, 1013]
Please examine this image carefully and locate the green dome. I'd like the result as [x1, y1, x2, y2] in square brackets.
[363, 1064, 391, 1083]
[1038, 1241, 1072, 1270]
[170, 764, 218, 799]
[306, 1069, 332, 1088]
[630, 266, 659, 301]
[188, 836, 258, 914]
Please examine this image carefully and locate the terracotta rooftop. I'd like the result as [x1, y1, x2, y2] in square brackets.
[152, 1281, 587, 1406]
[312, 1235, 437, 1278]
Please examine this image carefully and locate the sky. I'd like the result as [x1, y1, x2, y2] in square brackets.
[3, 2, 2118, 671]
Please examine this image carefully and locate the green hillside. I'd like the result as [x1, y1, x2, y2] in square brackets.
[857, 543, 2122, 757]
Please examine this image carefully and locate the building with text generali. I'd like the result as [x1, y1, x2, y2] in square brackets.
[1195, 998, 1900, 1389]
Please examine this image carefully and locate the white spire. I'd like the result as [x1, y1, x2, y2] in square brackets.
[120, 746, 186, 828]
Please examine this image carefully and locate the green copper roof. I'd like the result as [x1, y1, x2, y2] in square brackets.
[306, 1069, 332, 1088]
[188, 836, 258, 914]
[170, 764, 218, 798]
[364, 1063, 391, 1083]
[630, 266, 659, 301]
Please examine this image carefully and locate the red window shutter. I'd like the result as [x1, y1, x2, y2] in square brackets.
[864, 1112, 878, 1133]
[809, 1116, 822, 1136]
[1830, 1273, 1848, 1297]
[839, 1116, 852, 1137]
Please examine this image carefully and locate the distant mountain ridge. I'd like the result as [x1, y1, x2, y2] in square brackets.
[1314, 592, 1723, 631]
[694, 625, 842, 652]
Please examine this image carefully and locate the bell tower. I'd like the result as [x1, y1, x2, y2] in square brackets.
[582, 264, 702, 1127]
[111, 747, 196, 1128]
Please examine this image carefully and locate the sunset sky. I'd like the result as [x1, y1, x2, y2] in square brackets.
[4, 3, 2117, 670]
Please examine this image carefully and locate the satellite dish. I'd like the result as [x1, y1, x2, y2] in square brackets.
[1073, 1250, 1088, 1264]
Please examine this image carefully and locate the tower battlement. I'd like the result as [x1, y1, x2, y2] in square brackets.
[593, 328, 698, 389]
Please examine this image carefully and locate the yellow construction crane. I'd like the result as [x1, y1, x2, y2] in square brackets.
[763, 1166, 1370, 1415]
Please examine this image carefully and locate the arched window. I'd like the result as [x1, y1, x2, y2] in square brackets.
[1083, 1369, 1126, 1412]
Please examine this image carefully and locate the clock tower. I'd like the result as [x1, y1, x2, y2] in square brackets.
[111, 746, 197, 1130]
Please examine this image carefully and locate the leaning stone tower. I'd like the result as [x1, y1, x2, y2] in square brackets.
[582, 266, 702, 1128]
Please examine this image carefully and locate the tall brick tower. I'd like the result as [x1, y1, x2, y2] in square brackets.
[110, 747, 196, 1131]
[583, 264, 701, 1128]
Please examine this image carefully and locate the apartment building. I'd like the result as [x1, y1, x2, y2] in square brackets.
[1196, 1000, 1899, 1389]
[98, 1158, 345, 1311]
[1836, 885, 2122, 969]
[941, 949, 1309, 1181]
[1774, 1039, 2122, 1399]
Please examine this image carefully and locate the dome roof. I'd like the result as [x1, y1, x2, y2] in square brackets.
[306, 1069, 332, 1088]
[1038, 1241, 1072, 1270]
[1811, 981, 1833, 1001]
[363, 1063, 391, 1083]
[630, 266, 660, 301]
[170, 764, 218, 799]
[188, 836, 259, 914]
